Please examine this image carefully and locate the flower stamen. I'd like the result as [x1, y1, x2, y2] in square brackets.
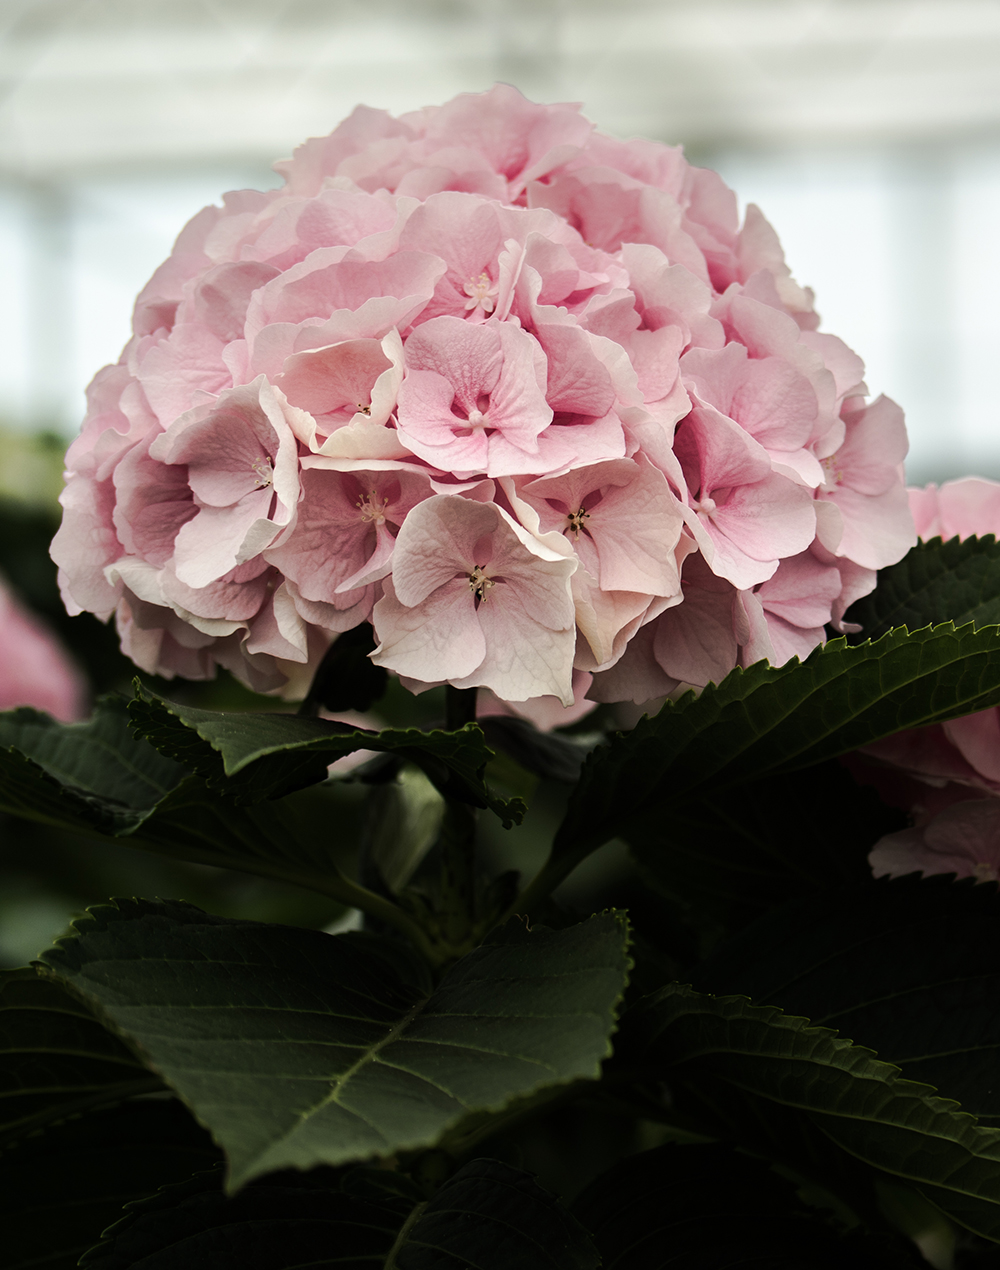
[468, 564, 495, 605]
[566, 507, 591, 537]
[463, 272, 499, 316]
[357, 491, 389, 525]
[251, 457, 274, 489]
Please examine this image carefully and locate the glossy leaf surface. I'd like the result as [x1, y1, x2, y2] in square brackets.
[40, 902, 630, 1187]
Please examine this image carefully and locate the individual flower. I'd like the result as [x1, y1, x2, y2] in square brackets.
[371, 495, 577, 703]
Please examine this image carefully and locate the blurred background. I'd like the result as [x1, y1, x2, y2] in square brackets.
[1, 0, 1000, 964]
[3, 0, 1000, 485]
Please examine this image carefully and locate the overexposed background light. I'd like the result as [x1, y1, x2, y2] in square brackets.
[3, 0, 1000, 482]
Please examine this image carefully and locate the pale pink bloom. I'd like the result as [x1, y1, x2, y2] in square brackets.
[870, 798, 1000, 884]
[371, 495, 577, 703]
[479, 669, 597, 732]
[516, 457, 684, 598]
[149, 377, 304, 589]
[815, 395, 916, 571]
[53, 85, 914, 699]
[745, 551, 843, 666]
[409, 84, 593, 201]
[265, 466, 432, 631]
[673, 406, 817, 589]
[0, 576, 86, 721]
[680, 343, 825, 487]
[528, 166, 709, 284]
[909, 477, 1000, 542]
[396, 317, 554, 476]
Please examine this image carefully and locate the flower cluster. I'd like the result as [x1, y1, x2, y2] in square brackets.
[53, 85, 915, 706]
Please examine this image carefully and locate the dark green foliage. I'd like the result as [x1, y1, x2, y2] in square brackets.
[129, 684, 526, 825]
[555, 621, 1000, 874]
[479, 714, 591, 783]
[626, 758, 906, 925]
[9, 533, 1000, 1262]
[81, 1158, 595, 1270]
[573, 1143, 929, 1268]
[0, 697, 368, 899]
[39, 901, 631, 1187]
[620, 983, 1000, 1241]
[695, 875, 1000, 1124]
[0, 967, 159, 1144]
[81, 1166, 406, 1270]
[394, 1157, 599, 1268]
[844, 535, 1000, 641]
[0, 1099, 221, 1270]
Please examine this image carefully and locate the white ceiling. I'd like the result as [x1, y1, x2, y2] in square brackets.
[2, 0, 1000, 180]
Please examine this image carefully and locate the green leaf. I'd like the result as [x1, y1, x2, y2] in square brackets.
[627, 759, 905, 926]
[82, 1166, 406, 1270]
[572, 1142, 928, 1268]
[553, 622, 1000, 873]
[845, 535, 1000, 642]
[0, 699, 371, 908]
[389, 1157, 598, 1269]
[0, 1099, 221, 1270]
[129, 685, 525, 827]
[0, 967, 160, 1146]
[695, 875, 1000, 1126]
[479, 715, 590, 784]
[82, 1158, 596, 1270]
[0, 697, 186, 834]
[39, 901, 631, 1188]
[623, 982, 1000, 1242]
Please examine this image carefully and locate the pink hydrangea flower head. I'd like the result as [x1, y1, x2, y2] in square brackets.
[53, 86, 913, 706]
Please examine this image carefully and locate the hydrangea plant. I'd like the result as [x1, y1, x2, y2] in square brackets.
[3, 87, 1000, 1267]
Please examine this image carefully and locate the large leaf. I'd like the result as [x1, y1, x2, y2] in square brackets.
[623, 982, 1000, 1241]
[0, 967, 159, 1145]
[0, 699, 185, 816]
[628, 759, 905, 925]
[1, 1099, 221, 1270]
[845, 535, 1000, 642]
[390, 1157, 598, 1269]
[82, 1158, 596, 1270]
[695, 875, 1000, 1125]
[39, 901, 630, 1188]
[0, 699, 367, 904]
[572, 1142, 928, 1268]
[81, 1166, 407, 1270]
[129, 685, 525, 826]
[0, 698, 185, 835]
[552, 622, 1000, 875]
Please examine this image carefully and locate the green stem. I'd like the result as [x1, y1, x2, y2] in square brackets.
[497, 849, 581, 926]
[437, 799, 478, 945]
[445, 685, 478, 731]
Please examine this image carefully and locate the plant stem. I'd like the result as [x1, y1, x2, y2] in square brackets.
[445, 685, 478, 731]
[296, 638, 341, 718]
[498, 852, 575, 925]
[437, 799, 478, 946]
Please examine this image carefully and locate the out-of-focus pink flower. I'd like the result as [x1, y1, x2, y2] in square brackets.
[53, 84, 915, 707]
[909, 477, 1000, 542]
[0, 575, 86, 721]
[871, 798, 1000, 884]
